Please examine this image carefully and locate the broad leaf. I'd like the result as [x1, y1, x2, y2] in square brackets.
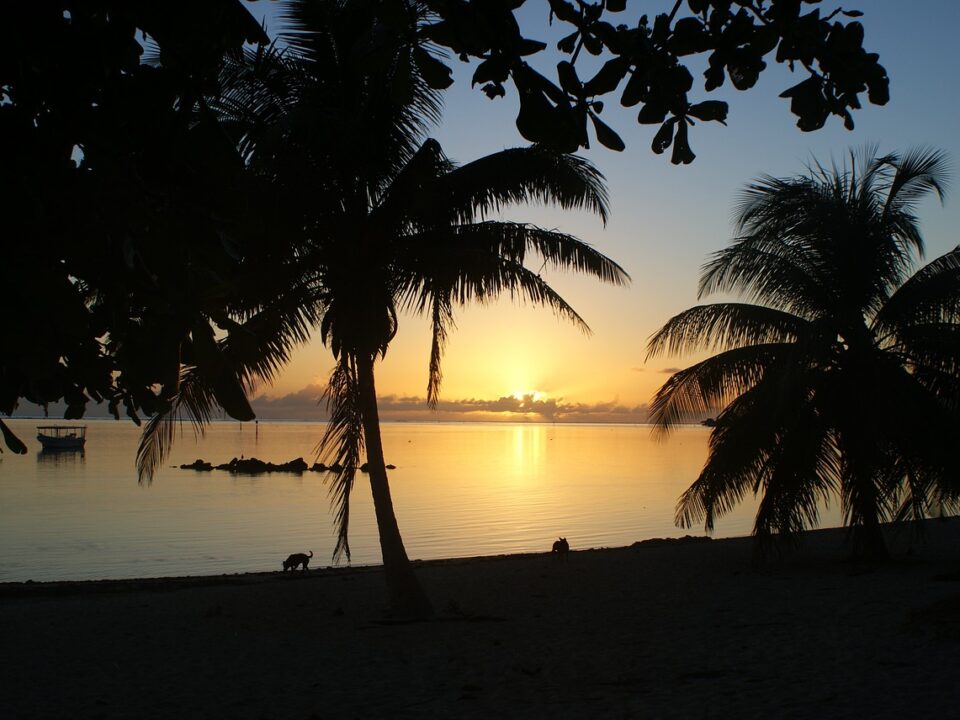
[590, 112, 625, 151]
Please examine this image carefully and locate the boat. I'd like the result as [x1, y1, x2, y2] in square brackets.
[36, 425, 87, 450]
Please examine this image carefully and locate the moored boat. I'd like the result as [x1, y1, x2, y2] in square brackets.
[36, 425, 87, 450]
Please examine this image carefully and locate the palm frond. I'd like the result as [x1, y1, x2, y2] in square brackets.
[879, 362, 960, 516]
[733, 174, 829, 242]
[647, 303, 807, 359]
[136, 369, 217, 483]
[662, 146, 957, 557]
[880, 147, 950, 223]
[213, 42, 303, 161]
[887, 462, 929, 525]
[675, 377, 830, 534]
[371, 138, 452, 229]
[676, 379, 838, 560]
[400, 222, 628, 292]
[426, 291, 454, 407]
[649, 343, 795, 432]
[894, 320, 960, 369]
[874, 246, 960, 336]
[278, 0, 443, 176]
[431, 253, 593, 332]
[727, 152, 942, 318]
[698, 239, 831, 318]
[436, 146, 610, 224]
[317, 357, 365, 562]
[751, 415, 839, 549]
[507, 222, 628, 285]
[675, 395, 776, 531]
[218, 275, 323, 389]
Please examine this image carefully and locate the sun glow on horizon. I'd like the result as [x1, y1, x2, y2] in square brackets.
[512, 390, 548, 406]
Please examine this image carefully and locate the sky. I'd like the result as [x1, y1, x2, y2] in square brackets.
[236, 0, 960, 424]
[19, 1, 958, 424]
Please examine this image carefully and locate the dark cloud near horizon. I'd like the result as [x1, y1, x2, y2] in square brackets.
[252, 386, 651, 423]
[251, 383, 329, 419]
[9, 385, 651, 424]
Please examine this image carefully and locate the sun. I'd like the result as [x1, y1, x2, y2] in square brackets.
[512, 390, 547, 406]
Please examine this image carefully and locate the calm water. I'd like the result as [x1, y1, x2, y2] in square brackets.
[0, 419, 842, 582]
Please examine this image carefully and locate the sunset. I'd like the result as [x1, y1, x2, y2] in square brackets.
[3, 1, 960, 717]
[233, 0, 960, 425]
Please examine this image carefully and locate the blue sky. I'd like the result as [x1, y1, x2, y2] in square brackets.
[18, 1, 949, 423]
[238, 1, 960, 421]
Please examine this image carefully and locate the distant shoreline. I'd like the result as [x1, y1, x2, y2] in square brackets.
[6, 415, 706, 427]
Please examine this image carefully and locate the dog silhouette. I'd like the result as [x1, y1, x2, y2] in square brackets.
[551, 537, 569, 560]
[282, 551, 313, 571]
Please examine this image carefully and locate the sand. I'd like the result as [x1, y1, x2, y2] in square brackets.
[3, 519, 960, 719]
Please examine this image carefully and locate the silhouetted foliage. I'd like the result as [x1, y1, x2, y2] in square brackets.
[421, 0, 889, 160]
[1, 0, 888, 453]
[648, 148, 960, 559]
[0, 2, 271, 450]
[190, 0, 628, 617]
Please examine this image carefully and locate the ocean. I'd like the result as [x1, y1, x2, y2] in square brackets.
[0, 418, 842, 582]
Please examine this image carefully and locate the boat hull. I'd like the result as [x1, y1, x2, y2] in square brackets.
[36, 435, 86, 450]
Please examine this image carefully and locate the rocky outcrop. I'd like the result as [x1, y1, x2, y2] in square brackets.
[214, 456, 309, 474]
[179, 457, 396, 475]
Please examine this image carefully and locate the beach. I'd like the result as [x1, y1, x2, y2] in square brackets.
[3, 519, 960, 719]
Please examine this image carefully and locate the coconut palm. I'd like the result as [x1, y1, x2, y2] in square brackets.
[647, 148, 960, 559]
[310, 139, 626, 616]
[138, 0, 629, 617]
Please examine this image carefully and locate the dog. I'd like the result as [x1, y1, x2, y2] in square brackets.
[551, 537, 569, 560]
[282, 551, 313, 572]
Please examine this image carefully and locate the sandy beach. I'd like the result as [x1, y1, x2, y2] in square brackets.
[3, 519, 960, 719]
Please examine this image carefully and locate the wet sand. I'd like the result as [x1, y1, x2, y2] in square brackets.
[3, 519, 960, 719]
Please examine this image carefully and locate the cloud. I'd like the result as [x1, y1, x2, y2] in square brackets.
[252, 385, 651, 423]
[12, 385, 652, 425]
[251, 383, 329, 420]
[659, 367, 683, 374]
[378, 393, 651, 423]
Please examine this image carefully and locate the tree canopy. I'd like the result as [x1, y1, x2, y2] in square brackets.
[188, 0, 628, 615]
[0, 0, 888, 450]
[418, 0, 888, 161]
[0, 2, 268, 449]
[648, 148, 960, 558]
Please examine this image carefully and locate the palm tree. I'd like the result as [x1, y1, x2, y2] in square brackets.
[139, 0, 629, 617]
[312, 140, 626, 617]
[647, 148, 960, 559]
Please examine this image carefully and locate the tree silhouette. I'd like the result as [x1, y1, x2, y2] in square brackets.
[0, 2, 268, 449]
[131, 0, 628, 616]
[648, 148, 960, 559]
[420, 0, 889, 159]
[1, 1, 889, 452]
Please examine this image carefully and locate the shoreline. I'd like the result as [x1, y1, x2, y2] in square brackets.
[0, 535, 716, 596]
[0, 520, 953, 597]
[4, 519, 960, 718]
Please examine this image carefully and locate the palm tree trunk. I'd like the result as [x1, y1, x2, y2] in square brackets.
[355, 352, 434, 619]
[857, 514, 889, 561]
[848, 466, 890, 561]
[842, 422, 890, 561]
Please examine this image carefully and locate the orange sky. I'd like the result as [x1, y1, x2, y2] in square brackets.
[14, 2, 958, 426]
[252, 0, 960, 423]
